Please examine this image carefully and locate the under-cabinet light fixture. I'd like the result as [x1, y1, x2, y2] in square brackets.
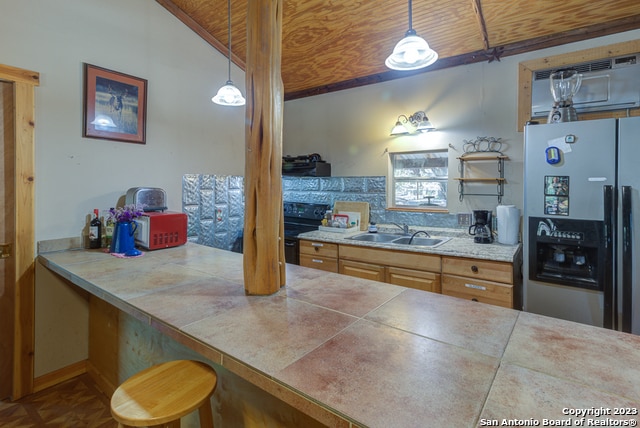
[390, 111, 435, 135]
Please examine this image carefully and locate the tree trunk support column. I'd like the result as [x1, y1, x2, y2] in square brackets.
[243, 0, 285, 295]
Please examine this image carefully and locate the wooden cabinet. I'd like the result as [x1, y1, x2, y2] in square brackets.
[300, 238, 522, 309]
[339, 245, 441, 271]
[299, 240, 338, 273]
[339, 244, 441, 292]
[441, 256, 520, 309]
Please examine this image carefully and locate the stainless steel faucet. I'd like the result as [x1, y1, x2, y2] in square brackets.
[391, 222, 410, 235]
[408, 230, 431, 244]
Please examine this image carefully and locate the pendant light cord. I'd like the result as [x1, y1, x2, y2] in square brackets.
[408, 0, 413, 30]
[226, 0, 232, 81]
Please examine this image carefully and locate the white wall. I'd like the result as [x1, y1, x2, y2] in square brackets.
[0, 0, 247, 242]
[283, 30, 640, 215]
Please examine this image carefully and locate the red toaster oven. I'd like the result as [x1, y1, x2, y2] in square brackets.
[134, 211, 188, 250]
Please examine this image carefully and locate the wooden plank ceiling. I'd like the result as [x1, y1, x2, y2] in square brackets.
[157, 0, 640, 100]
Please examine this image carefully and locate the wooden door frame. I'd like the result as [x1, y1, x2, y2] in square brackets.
[0, 64, 38, 400]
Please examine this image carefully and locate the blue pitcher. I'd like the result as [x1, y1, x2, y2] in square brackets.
[110, 221, 142, 256]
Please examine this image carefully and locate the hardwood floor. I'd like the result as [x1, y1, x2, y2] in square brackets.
[0, 374, 117, 427]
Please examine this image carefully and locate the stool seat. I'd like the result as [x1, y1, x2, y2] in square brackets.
[111, 360, 217, 428]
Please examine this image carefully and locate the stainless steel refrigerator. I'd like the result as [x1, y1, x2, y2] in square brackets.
[524, 117, 639, 334]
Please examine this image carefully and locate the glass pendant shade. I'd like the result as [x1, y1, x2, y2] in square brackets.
[386, 0, 437, 71]
[212, 0, 245, 106]
[212, 80, 246, 106]
[386, 30, 438, 71]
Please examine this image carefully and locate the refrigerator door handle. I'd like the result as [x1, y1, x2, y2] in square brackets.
[603, 185, 614, 329]
[621, 186, 633, 333]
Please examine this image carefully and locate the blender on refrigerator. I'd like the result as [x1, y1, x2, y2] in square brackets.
[547, 68, 582, 123]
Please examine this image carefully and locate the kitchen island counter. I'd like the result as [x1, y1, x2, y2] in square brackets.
[38, 242, 640, 427]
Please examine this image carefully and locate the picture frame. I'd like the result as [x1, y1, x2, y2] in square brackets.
[83, 63, 147, 144]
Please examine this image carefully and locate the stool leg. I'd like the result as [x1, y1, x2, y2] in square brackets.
[198, 399, 214, 428]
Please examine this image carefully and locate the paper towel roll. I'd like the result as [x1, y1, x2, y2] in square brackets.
[496, 205, 520, 245]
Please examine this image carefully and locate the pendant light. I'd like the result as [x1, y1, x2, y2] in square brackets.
[212, 0, 245, 106]
[385, 0, 438, 71]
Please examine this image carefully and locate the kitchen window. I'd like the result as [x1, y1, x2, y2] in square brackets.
[389, 150, 448, 209]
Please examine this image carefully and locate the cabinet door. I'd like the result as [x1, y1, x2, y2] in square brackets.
[300, 254, 338, 273]
[442, 274, 513, 308]
[339, 244, 441, 272]
[386, 267, 441, 293]
[339, 259, 385, 282]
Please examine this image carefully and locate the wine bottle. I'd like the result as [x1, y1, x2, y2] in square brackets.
[104, 208, 114, 249]
[89, 208, 102, 249]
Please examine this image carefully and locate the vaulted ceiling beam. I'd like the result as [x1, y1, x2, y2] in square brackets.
[471, 0, 490, 51]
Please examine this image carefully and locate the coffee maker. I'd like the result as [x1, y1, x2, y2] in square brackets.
[469, 210, 493, 243]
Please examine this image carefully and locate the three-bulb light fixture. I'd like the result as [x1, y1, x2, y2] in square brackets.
[390, 111, 435, 135]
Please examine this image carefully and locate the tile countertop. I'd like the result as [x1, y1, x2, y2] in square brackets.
[38, 243, 640, 428]
[299, 225, 521, 263]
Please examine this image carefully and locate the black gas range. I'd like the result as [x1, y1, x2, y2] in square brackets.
[283, 201, 330, 264]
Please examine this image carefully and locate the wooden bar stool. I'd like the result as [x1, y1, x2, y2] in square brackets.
[110, 360, 217, 428]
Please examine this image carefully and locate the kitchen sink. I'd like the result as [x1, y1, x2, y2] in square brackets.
[347, 233, 403, 243]
[347, 233, 451, 247]
[390, 237, 450, 247]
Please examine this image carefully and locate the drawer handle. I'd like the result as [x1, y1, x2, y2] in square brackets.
[471, 265, 478, 273]
[471, 298, 479, 302]
[465, 283, 486, 291]
[311, 259, 324, 264]
[311, 243, 324, 247]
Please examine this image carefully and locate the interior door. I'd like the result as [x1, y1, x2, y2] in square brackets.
[0, 80, 15, 400]
[0, 64, 38, 400]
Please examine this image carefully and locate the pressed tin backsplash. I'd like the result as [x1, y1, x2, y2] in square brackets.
[183, 175, 458, 251]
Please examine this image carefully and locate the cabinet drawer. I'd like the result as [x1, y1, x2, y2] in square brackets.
[442, 274, 513, 308]
[299, 240, 338, 258]
[339, 259, 385, 282]
[339, 244, 441, 272]
[386, 267, 441, 293]
[300, 254, 338, 273]
[442, 256, 513, 284]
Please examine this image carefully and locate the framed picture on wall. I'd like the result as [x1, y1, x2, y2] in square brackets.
[83, 63, 147, 144]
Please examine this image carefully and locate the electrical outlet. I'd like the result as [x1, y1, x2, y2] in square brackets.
[457, 213, 471, 226]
